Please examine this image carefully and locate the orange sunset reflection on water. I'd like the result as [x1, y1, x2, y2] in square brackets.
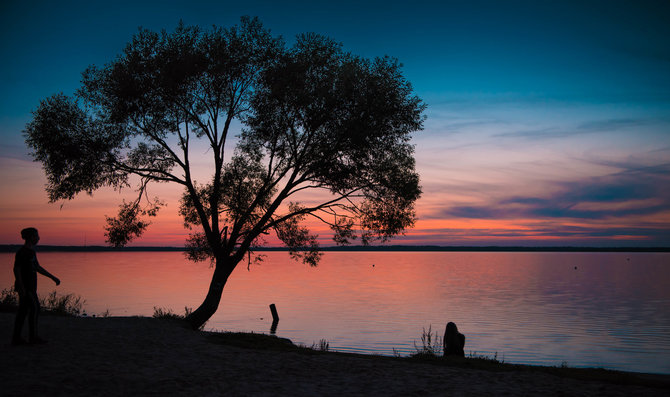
[2, 250, 669, 374]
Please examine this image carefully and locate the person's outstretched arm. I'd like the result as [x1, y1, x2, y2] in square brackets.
[35, 263, 60, 285]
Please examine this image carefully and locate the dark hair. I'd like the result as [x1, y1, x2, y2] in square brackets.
[20, 227, 39, 241]
[446, 321, 458, 334]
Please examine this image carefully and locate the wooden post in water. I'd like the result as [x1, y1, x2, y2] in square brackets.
[269, 303, 279, 334]
[269, 303, 279, 322]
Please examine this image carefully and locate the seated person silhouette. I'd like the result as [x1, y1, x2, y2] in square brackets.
[12, 227, 60, 345]
[443, 321, 465, 357]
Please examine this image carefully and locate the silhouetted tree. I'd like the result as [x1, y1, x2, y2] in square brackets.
[24, 17, 425, 329]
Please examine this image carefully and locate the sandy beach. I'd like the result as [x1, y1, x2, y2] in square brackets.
[1, 313, 668, 396]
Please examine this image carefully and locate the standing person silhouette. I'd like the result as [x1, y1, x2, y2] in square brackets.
[12, 227, 60, 345]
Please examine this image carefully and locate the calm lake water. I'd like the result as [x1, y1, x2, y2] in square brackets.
[2, 251, 669, 374]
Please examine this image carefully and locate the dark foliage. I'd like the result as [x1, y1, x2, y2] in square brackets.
[24, 17, 425, 328]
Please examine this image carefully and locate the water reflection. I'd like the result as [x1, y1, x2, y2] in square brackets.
[1, 251, 668, 374]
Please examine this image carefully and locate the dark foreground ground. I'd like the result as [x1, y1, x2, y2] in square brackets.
[1, 313, 669, 396]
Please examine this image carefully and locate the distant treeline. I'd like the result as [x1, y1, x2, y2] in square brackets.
[0, 245, 668, 253]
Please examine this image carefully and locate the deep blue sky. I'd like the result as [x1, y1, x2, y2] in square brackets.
[1, 0, 669, 246]
[3, 1, 669, 114]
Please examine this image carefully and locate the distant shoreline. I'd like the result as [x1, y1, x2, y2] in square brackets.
[0, 245, 668, 253]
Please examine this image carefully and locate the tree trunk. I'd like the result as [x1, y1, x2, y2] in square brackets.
[186, 256, 235, 330]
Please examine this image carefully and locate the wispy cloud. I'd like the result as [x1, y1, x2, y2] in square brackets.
[0, 143, 32, 162]
[395, 223, 670, 247]
[492, 116, 668, 140]
[492, 127, 576, 140]
[441, 164, 670, 221]
[575, 118, 653, 132]
[406, 225, 670, 240]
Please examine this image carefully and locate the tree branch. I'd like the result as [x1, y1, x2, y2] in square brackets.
[129, 114, 187, 170]
[112, 160, 186, 185]
[260, 190, 362, 233]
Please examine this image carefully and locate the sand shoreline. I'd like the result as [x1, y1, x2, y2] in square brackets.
[1, 313, 668, 396]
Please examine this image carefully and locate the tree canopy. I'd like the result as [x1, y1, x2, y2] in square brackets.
[25, 17, 425, 327]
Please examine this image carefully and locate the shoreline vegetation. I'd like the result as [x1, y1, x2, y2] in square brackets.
[1, 244, 669, 253]
[2, 312, 669, 396]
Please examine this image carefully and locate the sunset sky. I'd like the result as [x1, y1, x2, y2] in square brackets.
[1, 0, 669, 247]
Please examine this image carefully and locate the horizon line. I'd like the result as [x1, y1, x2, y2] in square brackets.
[1, 245, 668, 253]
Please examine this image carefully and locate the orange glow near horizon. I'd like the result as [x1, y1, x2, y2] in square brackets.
[2, 146, 669, 247]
